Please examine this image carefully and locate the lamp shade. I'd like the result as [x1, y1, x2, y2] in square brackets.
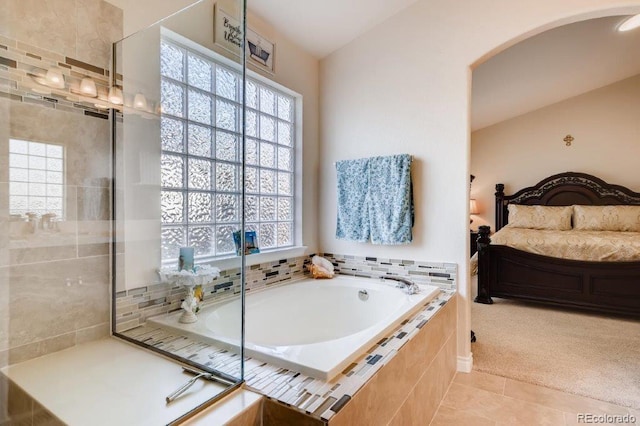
[619, 14, 640, 32]
[79, 77, 97, 97]
[470, 199, 479, 215]
[45, 68, 65, 89]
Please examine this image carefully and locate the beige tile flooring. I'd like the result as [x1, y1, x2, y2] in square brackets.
[430, 371, 639, 426]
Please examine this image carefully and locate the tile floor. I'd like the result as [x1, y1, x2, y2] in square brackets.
[431, 371, 639, 426]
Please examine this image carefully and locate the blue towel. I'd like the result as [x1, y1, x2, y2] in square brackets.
[369, 154, 413, 244]
[335, 158, 371, 242]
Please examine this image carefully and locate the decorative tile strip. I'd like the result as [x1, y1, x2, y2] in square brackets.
[321, 253, 457, 291]
[121, 290, 455, 422]
[0, 36, 111, 119]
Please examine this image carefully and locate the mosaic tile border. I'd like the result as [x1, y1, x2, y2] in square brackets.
[321, 253, 457, 291]
[122, 289, 455, 422]
[0, 36, 113, 119]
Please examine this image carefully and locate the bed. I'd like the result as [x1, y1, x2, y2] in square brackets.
[474, 171, 640, 316]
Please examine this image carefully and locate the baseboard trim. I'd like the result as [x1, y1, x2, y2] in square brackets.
[457, 354, 473, 373]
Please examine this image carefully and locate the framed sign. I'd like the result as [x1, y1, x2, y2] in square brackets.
[214, 3, 276, 74]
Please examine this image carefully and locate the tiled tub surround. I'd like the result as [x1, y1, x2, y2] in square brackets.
[114, 253, 457, 333]
[0, 3, 121, 380]
[122, 290, 456, 423]
[148, 275, 441, 380]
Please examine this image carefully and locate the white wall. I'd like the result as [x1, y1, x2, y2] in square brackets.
[319, 0, 640, 367]
[471, 74, 640, 231]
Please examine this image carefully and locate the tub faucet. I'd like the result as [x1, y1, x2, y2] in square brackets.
[381, 276, 420, 295]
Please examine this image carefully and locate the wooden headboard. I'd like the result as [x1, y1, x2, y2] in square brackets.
[495, 172, 640, 231]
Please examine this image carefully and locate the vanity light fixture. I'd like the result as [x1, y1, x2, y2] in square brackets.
[79, 76, 98, 97]
[618, 14, 640, 32]
[133, 93, 148, 110]
[108, 86, 123, 105]
[45, 67, 65, 89]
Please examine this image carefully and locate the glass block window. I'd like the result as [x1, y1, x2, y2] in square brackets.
[160, 40, 296, 261]
[9, 139, 64, 219]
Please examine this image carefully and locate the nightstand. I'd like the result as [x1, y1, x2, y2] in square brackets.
[470, 231, 479, 257]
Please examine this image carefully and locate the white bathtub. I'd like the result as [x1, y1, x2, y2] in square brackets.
[149, 275, 440, 380]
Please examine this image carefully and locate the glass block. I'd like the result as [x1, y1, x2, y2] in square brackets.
[260, 142, 275, 168]
[9, 139, 28, 154]
[161, 79, 184, 117]
[46, 197, 62, 211]
[259, 223, 276, 249]
[278, 147, 292, 171]
[216, 99, 238, 132]
[28, 183, 46, 196]
[47, 171, 63, 184]
[216, 225, 236, 255]
[188, 53, 212, 92]
[278, 197, 292, 221]
[47, 184, 62, 197]
[29, 196, 46, 210]
[29, 156, 46, 170]
[259, 87, 275, 115]
[277, 95, 292, 121]
[10, 168, 28, 182]
[216, 67, 238, 101]
[260, 196, 276, 221]
[245, 167, 258, 192]
[46, 144, 63, 158]
[161, 154, 184, 188]
[246, 81, 258, 109]
[10, 182, 28, 196]
[216, 194, 239, 222]
[9, 153, 28, 168]
[161, 227, 185, 260]
[189, 226, 214, 256]
[277, 122, 292, 146]
[161, 41, 184, 81]
[260, 115, 275, 142]
[188, 90, 212, 125]
[29, 170, 46, 183]
[46, 158, 63, 172]
[246, 110, 257, 138]
[29, 142, 46, 156]
[245, 195, 258, 222]
[10, 196, 28, 211]
[246, 139, 258, 165]
[278, 172, 292, 195]
[188, 192, 212, 223]
[188, 124, 212, 157]
[245, 223, 258, 236]
[278, 222, 292, 246]
[188, 159, 212, 190]
[260, 169, 276, 194]
[161, 117, 184, 153]
[215, 163, 237, 192]
[161, 191, 184, 223]
[216, 132, 237, 162]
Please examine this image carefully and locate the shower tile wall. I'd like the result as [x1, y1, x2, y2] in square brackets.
[0, 0, 123, 375]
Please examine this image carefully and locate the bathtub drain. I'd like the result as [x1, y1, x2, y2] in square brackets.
[358, 289, 369, 301]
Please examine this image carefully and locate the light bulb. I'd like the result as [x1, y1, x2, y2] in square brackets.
[45, 68, 65, 89]
[108, 86, 123, 105]
[133, 93, 148, 110]
[79, 77, 97, 97]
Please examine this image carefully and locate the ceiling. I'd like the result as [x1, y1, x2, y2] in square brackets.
[471, 16, 640, 131]
[248, 0, 419, 58]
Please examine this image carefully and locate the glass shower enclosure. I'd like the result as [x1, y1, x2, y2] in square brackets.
[111, 0, 248, 405]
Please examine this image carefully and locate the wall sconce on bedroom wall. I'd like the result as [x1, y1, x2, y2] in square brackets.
[564, 134, 574, 146]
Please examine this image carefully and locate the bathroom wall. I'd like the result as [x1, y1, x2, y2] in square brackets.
[318, 0, 640, 368]
[0, 0, 122, 421]
[110, 0, 320, 293]
[471, 73, 640, 231]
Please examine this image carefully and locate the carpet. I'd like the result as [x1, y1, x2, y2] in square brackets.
[471, 296, 640, 410]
